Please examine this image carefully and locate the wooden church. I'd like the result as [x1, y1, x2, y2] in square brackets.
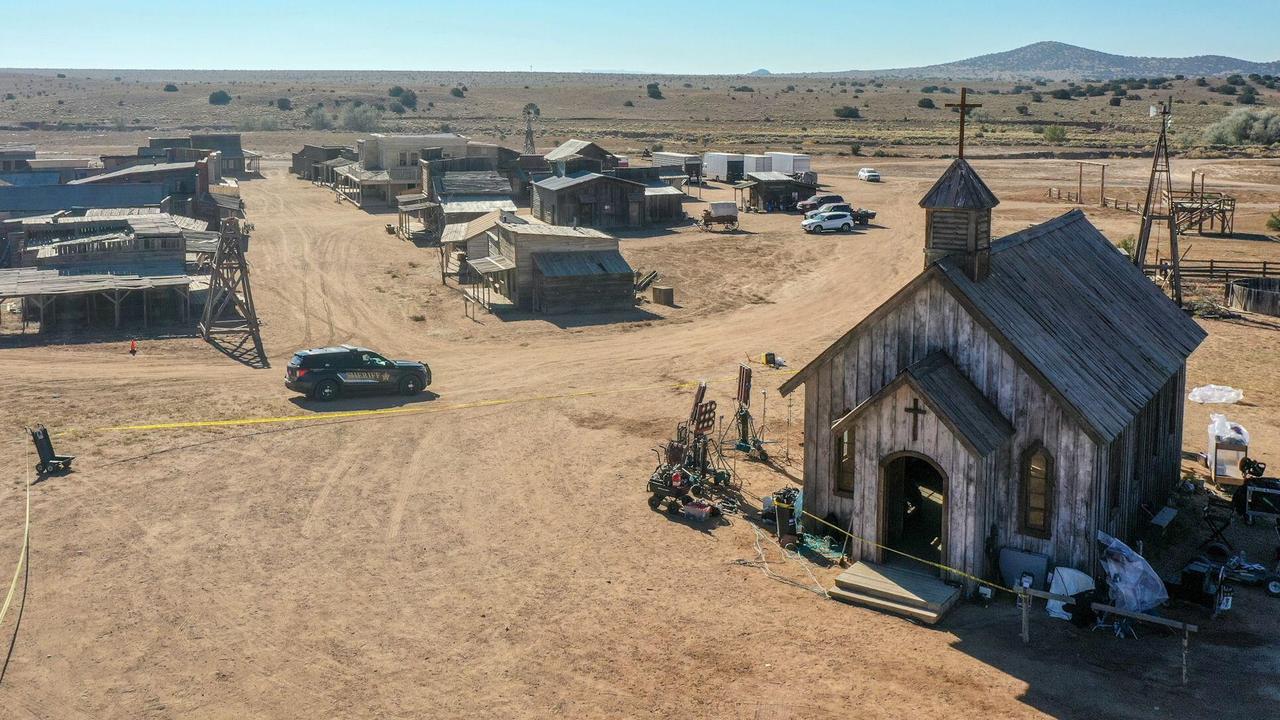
[778, 155, 1205, 597]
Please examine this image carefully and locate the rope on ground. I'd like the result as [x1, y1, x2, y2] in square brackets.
[0, 439, 33, 686]
[731, 525, 828, 599]
[739, 486, 1019, 598]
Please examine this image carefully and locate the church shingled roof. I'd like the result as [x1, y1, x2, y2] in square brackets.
[919, 158, 999, 210]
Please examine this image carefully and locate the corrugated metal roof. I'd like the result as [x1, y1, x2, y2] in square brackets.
[746, 171, 803, 183]
[832, 352, 1013, 457]
[441, 197, 517, 214]
[436, 170, 510, 195]
[0, 267, 189, 296]
[69, 162, 195, 185]
[644, 181, 684, 197]
[0, 171, 63, 187]
[0, 184, 167, 212]
[499, 221, 613, 239]
[545, 139, 602, 162]
[535, 171, 643, 192]
[320, 157, 357, 168]
[532, 249, 633, 278]
[534, 172, 603, 191]
[468, 255, 516, 274]
[919, 158, 999, 209]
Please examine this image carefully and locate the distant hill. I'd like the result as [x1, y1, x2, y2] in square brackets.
[748, 68, 771, 76]
[846, 41, 1280, 80]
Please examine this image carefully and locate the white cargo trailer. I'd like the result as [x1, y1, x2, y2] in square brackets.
[765, 151, 811, 175]
[650, 151, 698, 169]
[702, 152, 744, 182]
[742, 154, 772, 174]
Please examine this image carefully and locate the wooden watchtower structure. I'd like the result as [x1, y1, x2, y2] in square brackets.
[199, 217, 268, 368]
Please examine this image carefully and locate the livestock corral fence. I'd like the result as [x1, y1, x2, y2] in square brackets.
[1145, 259, 1279, 282]
[1048, 187, 1140, 213]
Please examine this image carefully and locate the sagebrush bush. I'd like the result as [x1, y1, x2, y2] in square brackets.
[1202, 108, 1280, 145]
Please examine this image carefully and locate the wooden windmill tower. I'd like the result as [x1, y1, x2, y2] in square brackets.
[199, 217, 268, 368]
[1133, 99, 1183, 306]
[522, 103, 540, 155]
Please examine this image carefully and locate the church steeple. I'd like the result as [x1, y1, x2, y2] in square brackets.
[920, 88, 999, 281]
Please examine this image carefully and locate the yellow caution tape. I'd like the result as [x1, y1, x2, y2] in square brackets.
[97, 370, 796, 433]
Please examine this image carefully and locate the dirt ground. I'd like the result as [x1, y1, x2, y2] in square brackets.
[2, 150, 1280, 719]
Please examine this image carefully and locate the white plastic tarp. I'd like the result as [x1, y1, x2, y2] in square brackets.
[1189, 385, 1244, 404]
[1046, 567, 1095, 620]
[1097, 531, 1168, 613]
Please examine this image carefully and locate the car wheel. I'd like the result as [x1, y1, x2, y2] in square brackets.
[313, 380, 339, 401]
[400, 376, 422, 396]
[841, 223, 851, 232]
[1266, 576, 1280, 598]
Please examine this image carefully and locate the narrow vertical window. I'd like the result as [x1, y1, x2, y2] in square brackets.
[835, 426, 856, 493]
[1021, 444, 1053, 538]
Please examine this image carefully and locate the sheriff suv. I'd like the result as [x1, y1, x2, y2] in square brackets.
[285, 345, 431, 401]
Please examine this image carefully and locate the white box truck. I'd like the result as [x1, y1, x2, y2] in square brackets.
[703, 152, 744, 182]
[766, 152, 811, 175]
[742, 154, 772, 174]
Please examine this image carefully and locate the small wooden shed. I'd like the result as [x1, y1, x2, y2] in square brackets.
[531, 249, 635, 314]
[481, 222, 626, 311]
[735, 171, 816, 212]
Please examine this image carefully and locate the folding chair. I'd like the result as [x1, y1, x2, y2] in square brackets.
[1200, 503, 1235, 555]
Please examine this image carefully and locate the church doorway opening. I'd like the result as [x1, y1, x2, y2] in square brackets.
[881, 454, 946, 575]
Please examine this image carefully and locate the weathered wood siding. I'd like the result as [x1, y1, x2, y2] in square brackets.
[821, 380, 1002, 587]
[494, 228, 619, 309]
[801, 275, 1102, 577]
[532, 270, 634, 314]
[1095, 368, 1185, 543]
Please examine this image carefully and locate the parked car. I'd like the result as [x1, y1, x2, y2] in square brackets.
[858, 168, 882, 182]
[797, 193, 844, 212]
[801, 211, 858, 233]
[804, 203, 877, 224]
[285, 344, 431, 401]
[805, 202, 853, 219]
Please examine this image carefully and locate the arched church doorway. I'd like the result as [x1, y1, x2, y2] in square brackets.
[881, 453, 947, 575]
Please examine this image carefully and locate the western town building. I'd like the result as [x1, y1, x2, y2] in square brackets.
[777, 159, 1205, 607]
[530, 172, 648, 229]
[333, 133, 473, 208]
[734, 171, 817, 212]
[464, 220, 633, 314]
[543, 139, 620, 175]
[290, 144, 356, 181]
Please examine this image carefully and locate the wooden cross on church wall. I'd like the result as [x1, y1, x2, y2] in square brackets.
[905, 397, 928, 441]
[945, 87, 982, 159]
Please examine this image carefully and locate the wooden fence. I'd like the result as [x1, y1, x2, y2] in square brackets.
[1145, 259, 1278, 281]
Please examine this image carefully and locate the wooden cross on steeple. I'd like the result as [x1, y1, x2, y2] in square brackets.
[945, 87, 982, 158]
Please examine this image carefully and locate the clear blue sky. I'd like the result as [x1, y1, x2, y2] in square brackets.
[0, 0, 1275, 74]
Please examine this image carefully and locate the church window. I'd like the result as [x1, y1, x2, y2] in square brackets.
[1020, 443, 1053, 538]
